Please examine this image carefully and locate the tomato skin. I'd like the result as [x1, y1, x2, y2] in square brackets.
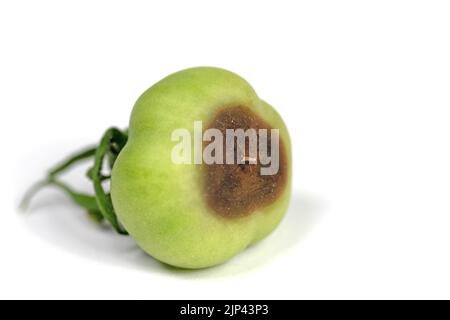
[111, 67, 292, 269]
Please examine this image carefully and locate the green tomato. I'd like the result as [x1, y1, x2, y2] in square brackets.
[24, 67, 292, 270]
[111, 67, 292, 269]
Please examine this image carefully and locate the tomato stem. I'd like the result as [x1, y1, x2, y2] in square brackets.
[91, 128, 128, 235]
[21, 128, 129, 235]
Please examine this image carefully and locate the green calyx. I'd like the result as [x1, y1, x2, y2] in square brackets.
[21, 127, 129, 235]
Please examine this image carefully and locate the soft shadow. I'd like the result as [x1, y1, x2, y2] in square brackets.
[20, 191, 326, 278]
[21, 191, 168, 274]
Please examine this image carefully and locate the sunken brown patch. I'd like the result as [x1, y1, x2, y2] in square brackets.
[203, 106, 288, 218]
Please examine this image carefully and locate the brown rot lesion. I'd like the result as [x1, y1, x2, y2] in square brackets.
[202, 106, 288, 218]
[238, 156, 256, 173]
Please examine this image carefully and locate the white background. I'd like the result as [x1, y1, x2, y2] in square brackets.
[1, 1, 450, 300]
